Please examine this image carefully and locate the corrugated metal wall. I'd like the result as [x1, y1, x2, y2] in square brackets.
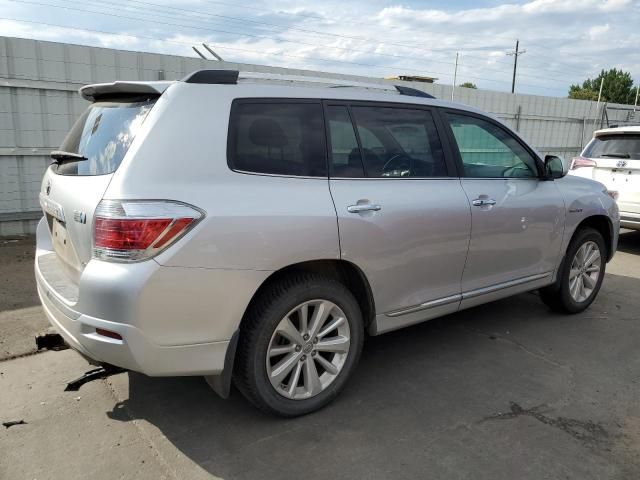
[0, 35, 636, 235]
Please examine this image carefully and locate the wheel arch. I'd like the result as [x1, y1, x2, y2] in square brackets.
[572, 214, 615, 261]
[239, 259, 376, 332]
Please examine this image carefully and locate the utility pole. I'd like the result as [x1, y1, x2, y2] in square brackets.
[506, 40, 526, 94]
[451, 52, 459, 101]
[593, 78, 605, 130]
[634, 85, 639, 113]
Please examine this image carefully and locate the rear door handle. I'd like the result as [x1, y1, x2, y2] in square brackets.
[472, 198, 496, 207]
[347, 204, 382, 213]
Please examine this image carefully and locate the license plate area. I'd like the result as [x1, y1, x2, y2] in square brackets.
[608, 169, 635, 190]
[51, 218, 76, 266]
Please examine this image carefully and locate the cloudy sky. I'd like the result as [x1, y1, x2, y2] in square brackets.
[1, 0, 639, 97]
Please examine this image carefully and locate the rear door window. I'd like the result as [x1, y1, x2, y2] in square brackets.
[55, 98, 156, 176]
[229, 102, 327, 177]
[583, 134, 640, 160]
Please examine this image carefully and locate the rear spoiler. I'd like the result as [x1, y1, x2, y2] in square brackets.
[79, 81, 174, 101]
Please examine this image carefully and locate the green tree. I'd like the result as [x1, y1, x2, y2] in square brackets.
[459, 82, 477, 89]
[569, 68, 635, 104]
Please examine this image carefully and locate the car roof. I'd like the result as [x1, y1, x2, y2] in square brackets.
[79, 69, 491, 119]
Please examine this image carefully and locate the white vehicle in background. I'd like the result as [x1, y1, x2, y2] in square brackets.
[570, 125, 640, 230]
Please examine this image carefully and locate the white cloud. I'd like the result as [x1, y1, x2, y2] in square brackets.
[588, 23, 611, 39]
[599, 0, 632, 11]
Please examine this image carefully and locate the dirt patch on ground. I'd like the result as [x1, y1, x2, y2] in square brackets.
[0, 236, 48, 359]
[0, 236, 39, 311]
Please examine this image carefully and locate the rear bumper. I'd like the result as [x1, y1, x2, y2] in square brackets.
[36, 270, 230, 376]
[34, 217, 269, 377]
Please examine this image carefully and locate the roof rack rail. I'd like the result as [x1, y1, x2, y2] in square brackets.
[182, 70, 239, 84]
[238, 71, 398, 91]
[180, 69, 437, 99]
[394, 85, 436, 99]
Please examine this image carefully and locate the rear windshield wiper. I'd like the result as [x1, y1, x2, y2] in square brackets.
[600, 153, 630, 159]
[50, 150, 88, 163]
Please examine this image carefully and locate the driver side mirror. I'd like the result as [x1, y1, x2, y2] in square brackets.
[544, 155, 568, 179]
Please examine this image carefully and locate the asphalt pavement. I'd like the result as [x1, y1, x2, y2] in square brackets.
[1, 232, 639, 479]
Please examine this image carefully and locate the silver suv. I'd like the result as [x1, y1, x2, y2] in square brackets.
[35, 70, 619, 417]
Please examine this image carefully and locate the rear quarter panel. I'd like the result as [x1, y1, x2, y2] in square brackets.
[104, 83, 340, 271]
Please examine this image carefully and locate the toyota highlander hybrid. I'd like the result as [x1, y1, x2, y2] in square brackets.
[35, 70, 619, 416]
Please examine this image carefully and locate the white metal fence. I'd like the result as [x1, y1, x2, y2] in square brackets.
[1, 36, 636, 235]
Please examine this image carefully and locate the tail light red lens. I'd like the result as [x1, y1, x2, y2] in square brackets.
[95, 218, 174, 250]
[570, 156, 597, 170]
[93, 200, 204, 262]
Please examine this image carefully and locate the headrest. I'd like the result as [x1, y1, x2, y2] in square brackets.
[249, 118, 288, 148]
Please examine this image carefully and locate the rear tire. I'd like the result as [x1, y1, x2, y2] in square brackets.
[234, 273, 364, 417]
[540, 227, 606, 314]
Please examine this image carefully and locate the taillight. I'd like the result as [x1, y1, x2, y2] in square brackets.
[570, 156, 597, 170]
[93, 200, 204, 262]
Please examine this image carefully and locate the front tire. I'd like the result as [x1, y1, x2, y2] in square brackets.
[540, 227, 606, 313]
[234, 273, 364, 417]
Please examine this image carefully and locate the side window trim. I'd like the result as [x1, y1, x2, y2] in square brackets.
[346, 104, 369, 177]
[439, 107, 544, 179]
[226, 97, 329, 178]
[322, 101, 367, 178]
[322, 99, 456, 179]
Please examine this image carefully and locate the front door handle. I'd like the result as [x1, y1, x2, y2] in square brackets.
[472, 198, 496, 207]
[347, 203, 382, 213]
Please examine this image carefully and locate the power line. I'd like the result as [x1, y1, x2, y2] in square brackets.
[6, 0, 600, 82]
[0, 16, 568, 93]
[132, 0, 610, 78]
[39, 0, 615, 81]
[115, 0, 523, 47]
[4, 0, 591, 87]
[5, 0, 500, 68]
[11, 0, 526, 63]
[116, 0, 614, 81]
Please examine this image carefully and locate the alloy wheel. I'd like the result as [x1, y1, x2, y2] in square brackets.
[266, 299, 351, 400]
[568, 240, 601, 303]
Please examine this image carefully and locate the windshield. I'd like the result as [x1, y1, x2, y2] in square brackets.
[583, 134, 640, 160]
[54, 98, 156, 176]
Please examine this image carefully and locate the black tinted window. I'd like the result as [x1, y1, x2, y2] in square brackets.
[230, 102, 327, 176]
[350, 106, 447, 177]
[583, 134, 640, 160]
[327, 106, 364, 177]
[55, 98, 156, 176]
[447, 112, 538, 178]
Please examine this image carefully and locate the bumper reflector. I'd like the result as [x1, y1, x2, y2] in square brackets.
[95, 328, 123, 340]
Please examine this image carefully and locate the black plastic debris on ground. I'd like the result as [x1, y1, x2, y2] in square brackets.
[3, 420, 27, 429]
[35, 333, 68, 351]
[64, 365, 126, 392]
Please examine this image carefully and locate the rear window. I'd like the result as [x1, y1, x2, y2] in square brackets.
[584, 134, 640, 160]
[54, 98, 156, 176]
[228, 102, 327, 177]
